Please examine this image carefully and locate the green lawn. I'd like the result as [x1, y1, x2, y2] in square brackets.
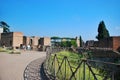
[46, 51, 110, 80]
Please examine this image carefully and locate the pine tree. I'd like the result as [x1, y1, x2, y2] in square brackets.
[96, 21, 110, 40]
[0, 21, 10, 33]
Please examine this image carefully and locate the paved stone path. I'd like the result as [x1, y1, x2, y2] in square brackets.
[0, 51, 46, 80]
[24, 57, 48, 80]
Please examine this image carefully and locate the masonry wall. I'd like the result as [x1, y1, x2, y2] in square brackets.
[44, 37, 51, 46]
[12, 32, 23, 48]
[23, 36, 30, 45]
[1, 32, 23, 48]
[95, 36, 120, 51]
[1, 32, 13, 47]
[76, 37, 80, 47]
[98, 37, 113, 48]
[32, 37, 40, 46]
[40, 37, 51, 46]
[113, 37, 120, 51]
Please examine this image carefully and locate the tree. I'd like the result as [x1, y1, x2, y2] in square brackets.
[60, 40, 77, 47]
[71, 40, 77, 47]
[61, 41, 69, 47]
[79, 36, 83, 47]
[96, 21, 110, 40]
[0, 21, 10, 33]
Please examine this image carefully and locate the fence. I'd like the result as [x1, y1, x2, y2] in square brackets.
[44, 47, 120, 80]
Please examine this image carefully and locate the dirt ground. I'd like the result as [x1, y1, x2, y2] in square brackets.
[0, 51, 46, 80]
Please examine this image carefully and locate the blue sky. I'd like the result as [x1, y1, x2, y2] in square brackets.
[0, 0, 120, 41]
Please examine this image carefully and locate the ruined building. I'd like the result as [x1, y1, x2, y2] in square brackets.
[95, 36, 120, 51]
[0, 30, 51, 50]
[0, 32, 23, 48]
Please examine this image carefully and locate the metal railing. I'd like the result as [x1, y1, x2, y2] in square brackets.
[44, 47, 120, 80]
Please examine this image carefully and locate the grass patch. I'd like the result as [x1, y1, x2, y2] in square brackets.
[0, 47, 7, 52]
[0, 47, 21, 54]
[9, 51, 21, 54]
[46, 51, 110, 80]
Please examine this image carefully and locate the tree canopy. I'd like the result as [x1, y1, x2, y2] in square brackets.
[51, 36, 61, 39]
[0, 21, 10, 33]
[61, 40, 77, 47]
[96, 21, 110, 40]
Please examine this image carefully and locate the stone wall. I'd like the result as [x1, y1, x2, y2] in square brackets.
[76, 37, 80, 47]
[40, 37, 51, 46]
[13, 32, 23, 48]
[98, 37, 113, 48]
[113, 37, 120, 51]
[1, 32, 13, 47]
[32, 36, 40, 46]
[23, 36, 30, 45]
[1, 32, 23, 48]
[0, 31, 51, 50]
[94, 36, 120, 51]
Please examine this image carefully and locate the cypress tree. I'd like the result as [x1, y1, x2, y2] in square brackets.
[96, 21, 110, 40]
[79, 36, 82, 47]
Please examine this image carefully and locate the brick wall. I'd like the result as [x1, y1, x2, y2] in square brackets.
[40, 37, 51, 46]
[1, 32, 13, 47]
[32, 37, 40, 46]
[1, 32, 23, 48]
[113, 37, 120, 51]
[44, 37, 51, 46]
[95, 36, 120, 51]
[13, 32, 23, 48]
[23, 36, 30, 45]
[98, 37, 113, 48]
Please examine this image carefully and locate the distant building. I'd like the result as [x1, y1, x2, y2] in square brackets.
[0, 28, 3, 40]
[0, 28, 3, 33]
[0, 32, 23, 48]
[86, 40, 95, 47]
[76, 37, 80, 47]
[61, 38, 67, 42]
[39, 37, 51, 46]
[95, 36, 120, 51]
[0, 31, 51, 50]
[23, 36, 40, 50]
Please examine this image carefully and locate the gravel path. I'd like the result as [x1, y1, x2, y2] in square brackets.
[24, 56, 49, 80]
[0, 51, 46, 80]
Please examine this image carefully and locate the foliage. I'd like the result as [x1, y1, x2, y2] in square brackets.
[79, 36, 83, 47]
[0, 47, 21, 54]
[51, 36, 61, 40]
[96, 21, 110, 40]
[56, 51, 82, 61]
[0, 21, 10, 33]
[61, 40, 77, 47]
[51, 36, 77, 47]
[48, 51, 105, 80]
[61, 41, 71, 47]
[71, 40, 77, 47]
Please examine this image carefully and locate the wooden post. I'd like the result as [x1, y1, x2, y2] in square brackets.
[83, 60, 86, 80]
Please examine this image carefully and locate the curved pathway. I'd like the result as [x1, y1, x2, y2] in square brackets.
[0, 51, 46, 80]
[24, 57, 48, 80]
